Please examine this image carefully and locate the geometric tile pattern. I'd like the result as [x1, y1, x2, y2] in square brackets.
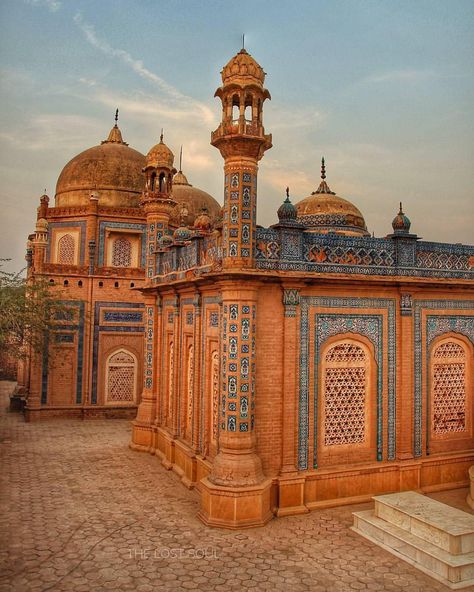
[57, 234, 75, 264]
[324, 342, 367, 446]
[299, 297, 396, 470]
[413, 301, 474, 456]
[106, 351, 135, 403]
[111, 237, 132, 267]
[432, 342, 466, 435]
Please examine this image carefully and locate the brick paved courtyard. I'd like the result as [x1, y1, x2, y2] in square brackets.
[0, 381, 469, 592]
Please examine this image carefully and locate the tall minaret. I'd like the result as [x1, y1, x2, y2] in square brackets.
[140, 132, 177, 279]
[211, 48, 272, 269]
[200, 49, 273, 529]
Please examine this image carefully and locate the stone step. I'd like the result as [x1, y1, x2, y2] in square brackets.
[352, 510, 474, 589]
[373, 491, 474, 555]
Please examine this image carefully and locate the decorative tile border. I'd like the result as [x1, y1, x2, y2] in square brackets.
[413, 300, 474, 457]
[314, 314, 383, 465]
[298, 297, 396, 470]
[97, 221, 146, 267]
[41, 300, 85, 405]
[46, 221, 87, 265]
[91, 301, 144, 404]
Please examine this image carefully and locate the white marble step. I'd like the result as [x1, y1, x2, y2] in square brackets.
[353, 510, 474, 589]
[374, 491, 474, 555]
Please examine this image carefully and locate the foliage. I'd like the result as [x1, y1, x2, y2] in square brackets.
[0, 260, 70, 359]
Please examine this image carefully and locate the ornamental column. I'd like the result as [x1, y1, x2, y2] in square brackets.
[130, 294, 159, 452]
[199, 49, 273, 529]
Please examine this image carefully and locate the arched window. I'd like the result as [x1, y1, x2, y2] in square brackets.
[322, 342, 368, 447]
[431, 340, 467, 435]
[58, 234, 75, 264]
[210, 350, 220, 448]
[112, 237, 132, 267]
[106, 349, 136, 404]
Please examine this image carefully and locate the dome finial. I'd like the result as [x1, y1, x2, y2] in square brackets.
[115, 108, 119, 125]
[242, 33, 245, 50]
[312, 156, 335, 195]
[179, 145, 183, 172]
[392, 202, 411, 234]
[160, 128, 164, 143]
[285, 186, 290, 202]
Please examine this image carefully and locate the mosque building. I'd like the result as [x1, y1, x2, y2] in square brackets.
[20, 49, 474, 528]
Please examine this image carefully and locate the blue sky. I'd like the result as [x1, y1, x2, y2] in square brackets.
[1, 0, 473, 270]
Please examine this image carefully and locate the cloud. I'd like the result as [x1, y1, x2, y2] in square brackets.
[363, 69, 438, 84]
[0, 114, 102, 152]
[25, 0, 61, 12]
[73, 13, 214, 124]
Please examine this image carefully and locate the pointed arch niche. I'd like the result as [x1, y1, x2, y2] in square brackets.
[105, 349, 137, 405]
[428, 334, 473, 454]
[317, 335, 377, 468]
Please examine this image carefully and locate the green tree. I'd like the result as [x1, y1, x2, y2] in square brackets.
[0, 260, 69, 359]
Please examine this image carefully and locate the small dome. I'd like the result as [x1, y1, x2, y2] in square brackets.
[158, 232, 174, 248]
[173, 225, 193, 242]
[295, 159, 369, 237]
[170, 169, 221, 227]
[55, 122, 145, 208]
[392, 203, 411, 234]
[145, 133, 174, 170]
[194, 207, 212, 232]
[277, 188, 297, 222]
[221, 48, 265, 86]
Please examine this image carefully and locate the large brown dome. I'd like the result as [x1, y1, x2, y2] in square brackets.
[170, 170, 221, 227]
[55, 124, 145, 208]
[295, 160, 369, 237]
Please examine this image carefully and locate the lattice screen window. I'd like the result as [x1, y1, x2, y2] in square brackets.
[323, 342, 368, 446]
[112, 237, 132, 267]
[57, 234, 75, 264]
[211, 351, 219, 446]
[106, 350, 136, 403]
[432, 341, 467, 435]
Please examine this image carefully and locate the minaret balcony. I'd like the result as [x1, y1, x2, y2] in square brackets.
[211, 118, 265, 141]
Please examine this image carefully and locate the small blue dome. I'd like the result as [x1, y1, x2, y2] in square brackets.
[277, 188, 297, 221]
[392, 203, 411, 234]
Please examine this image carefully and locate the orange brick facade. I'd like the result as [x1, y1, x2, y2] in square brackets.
[22, 49, 474, 528]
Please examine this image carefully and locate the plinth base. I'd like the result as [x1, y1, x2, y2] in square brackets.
[198, 477, 274, 529]
[130, 421, 153, 453]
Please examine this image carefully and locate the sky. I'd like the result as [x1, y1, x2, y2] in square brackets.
[0, 0, 473, 272]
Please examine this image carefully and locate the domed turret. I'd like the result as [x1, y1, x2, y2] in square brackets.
[55, 111, 145, 208]
[145, 131, 175, 170]
[295, 158, 369, 237]
[221, 48, 266, 86]
[392, 202, 411, 234]
[194, 208, 212, 233]
[277, 187, 298, 222]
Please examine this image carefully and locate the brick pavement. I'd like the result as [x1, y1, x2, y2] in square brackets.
[0, 381, 465, 591]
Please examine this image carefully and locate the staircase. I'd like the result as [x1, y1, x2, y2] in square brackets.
[352, 491, 474, 589]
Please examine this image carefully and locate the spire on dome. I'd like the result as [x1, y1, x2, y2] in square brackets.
[160, 129, 164, 143]
[179, 145, 183, 172]
[102, 109, 128, 145]
[312, 156, 335, 195]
